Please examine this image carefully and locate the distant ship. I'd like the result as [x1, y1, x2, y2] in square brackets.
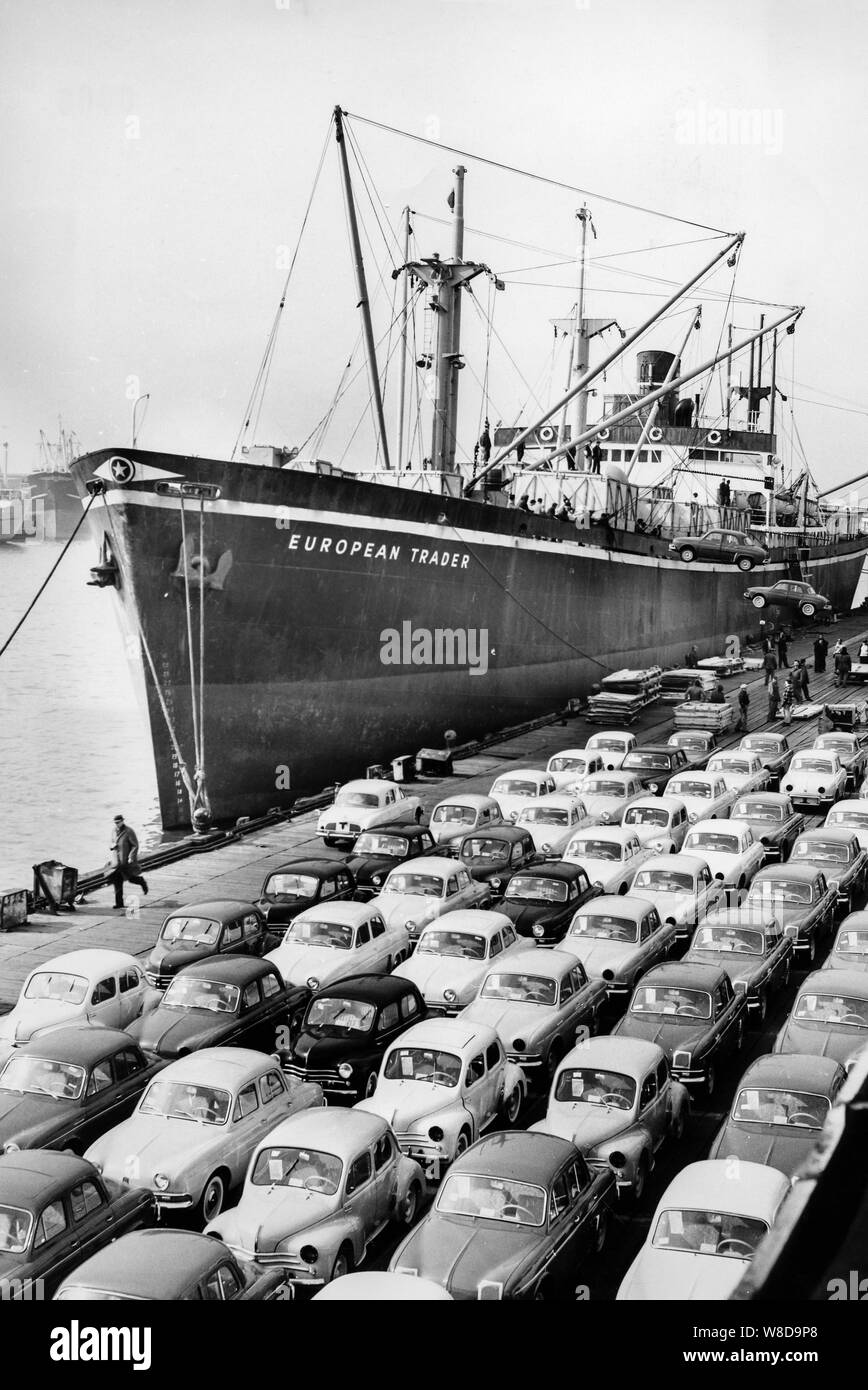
[27, 423, 83, 541]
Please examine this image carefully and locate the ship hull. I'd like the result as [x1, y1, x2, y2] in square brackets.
[70, 449, 868, 828]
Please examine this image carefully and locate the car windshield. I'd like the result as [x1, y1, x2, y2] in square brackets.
[480, 972, 558, 1005]
[792, 757, 835, 773]
[383, 873, 444, 898]
[138, 1079, 231, 1123]
[287, 919, 353, 949]
[432, 805, 477, 825]
[624, 806, 669, 828]
[652, 1209, 768, 1257]
[742, 738, 779, 752]
[829, 811, 868, 828]
[353, 832, 409, 856]
[686, 832, 741, 854]
[632, 869, 695, 893]
[793, 994, 868, 1028]
[0, 1055, 86, 1100]
[504, 877, 568, 903]
[161, 978, 240, 1013]
[383, 1048, 461, 1087]
[732, 1087, 830, 1129]
[792, 841, 850, 863]
[709, 758, 750, 773]
[567, 839, 622, 862]
[554, 1068, 636, 1108]
[0, 1204, 32, 1254]
[520, 807, 570, 825]
[734, 801, 783, 821]
[437, 1173, 546, 1226]
[590, 739, 626, 752]
[752, 879, 813, 905]
[22, 971, 89, 1005]
[834, 930, 868, 956]
[570, 913, 639, 943]
[693, 927, 764, 955]
[461, 838, 510, 863]
[492, 779, 539, 797]
[624, 753, 671, 770]
[162, 916, 221, 945]
[417, 931, 487, 960]
[263, 873, 319, 901]
[250, 1145, 342, 1195]
[670, 780, 712, 798]
[336, 791, 380, 808]
[631, 986, 712, 1019]
[549, 756, 587, 773]
[583, 780, 628, 796]
[304, 996, 376, 1034]
[816, 738, 852, 753]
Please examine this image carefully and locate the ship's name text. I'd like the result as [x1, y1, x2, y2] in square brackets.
[280, 526, 469, 568]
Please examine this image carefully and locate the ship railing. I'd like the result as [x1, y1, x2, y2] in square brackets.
[356, 468, 463, 497]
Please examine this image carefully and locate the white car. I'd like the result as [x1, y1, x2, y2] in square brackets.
[356, 1018, 527, 1179]
[824, 800, 868, 851]
[666, 773, 737, 825]
[571, 772, 646, 826]
[616, 1160, 790, 1300]
[317, 779, 423, 847]
[266, 902, 411, 991]
[488, 769, 556, 823]
[667, 730, 717, 763]
[705, 752, 771, 797]
[682, 819, 767, 891]
[621, 796, 690, 854]
[428, 794, 502, 846]
[585, 731, 637, 771]
[562, 827, 656, 895]
[369, 856, 491, 944]
[515, 793, 595, 858]
[0, 950, 148, 1053]
[392, 910, 525, 1015]
[545, 748, 606, 790]
[627, 853, 726, 940]
[812, 731, 868, 792]
[560, 895, 680, 1001]
[313, 1273, 453, 1301]
[781, 751, 848, 810]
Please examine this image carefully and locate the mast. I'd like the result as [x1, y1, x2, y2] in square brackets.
[572, 206, 592, 443]
[441, 166, 467, 473]
[726, 323, 733, 431]
[395, 205, 411, 470]
[334, 106, 391, 471]
[769, 329, 778, 439]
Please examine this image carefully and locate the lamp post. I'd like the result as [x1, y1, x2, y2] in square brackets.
[132, 394, 150, 447]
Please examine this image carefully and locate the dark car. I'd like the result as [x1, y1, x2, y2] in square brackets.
[128, 956, 309, 1061]
[0, 1027, 165, 1156]
[708, 1054, 845, 1178]
[669, 529, 769, 570]
[788, 829, 868, 915]
[774, 968, 868, 1068]
[0, 1150, 154, 1298]
[620, 746, 691, 795]
[346, 822, 437, 899]
[453, 825, 539, 898]
[730, 792, 804, 862]
[282, 973, 428, 1103]
[613, 961, 748, 1098]
[686, 909, 794, 1024]
[389, 1130, 614, 1300]
[500, 863, 601, 945]
[738, 734, 793, 788]
[746, 863, 837, 964]
[257, 859, 357, 932]
[144, 899, 276, 990]
[667, 729, 717, 767]
[54, 1228, 291, 1301]
[744, 578, 832, 617]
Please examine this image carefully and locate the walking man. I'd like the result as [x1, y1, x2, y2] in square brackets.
[108, 815, 148, 909]
[794, 659, 810, 701]
[763, 649, 778, 678]
[767, 674, 781, 721]
[777, 630, 790, 669]
[813, 634, 828, 673]
[835, 645, 852, 687]
[781, 679, 795, 727]
[736, 683, 751, 732]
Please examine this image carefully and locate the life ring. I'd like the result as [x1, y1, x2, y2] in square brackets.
[538, 425, 556, 443]
[597, 429, 610, 441]
[707, 429, 722, 445]
[649, 427, 663, 443]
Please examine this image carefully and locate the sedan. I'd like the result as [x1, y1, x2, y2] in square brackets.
[681, 819, 766, 892]
[812, 732, 868, 792]
[317, 779, 423, 848]
[685, 910, 793, 1022]
[345, 823, 437, 899]
[266, 901, 410, 990]
[621, 796, 690, 854]
[620, 746, 691, 795]
[429, 794, 502, 846]
[667, 730, 717, 766]
[744, 578, 831, 617]
[545, 748, 606, 790]
[782, 751, 848, 811]
[627, 853, 726, 941]
[562, 827, 656, 896]
[394, 910, 525, 1015]
[824, 799, 868, 852]
[773, 969, 868, 1068]
[370, 857, 492, 945]
[824, 912, 868, 973]
[488, 769, 557, 823]
[666, 773, 737, 825]
[585, 731, 637, 771]
[54, 1228, 292, 1302]
[708, 1054, 846, 1177]
[144, 900, 276, 992]
[499, 863, 601, 945]
[730, 792, 805, 862]
[452, 826, 539, 898]
[560, 895, 680, 1002]
[515, 794, 595, 858]
[256, 859, 356, 933]
[570, 772, 647, 825]
[788, 829, 868, 914]
[705, 752, 771, 797]
[746, 864, 837, 964]
[738, 733, 793, 787]
[669, 529, 769, 569]
[0, 950, 148, 1052]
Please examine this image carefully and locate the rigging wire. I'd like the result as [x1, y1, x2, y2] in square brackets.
[0, 492, 99, 661]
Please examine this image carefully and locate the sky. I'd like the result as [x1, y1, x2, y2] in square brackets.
[1, 0, 867, 494]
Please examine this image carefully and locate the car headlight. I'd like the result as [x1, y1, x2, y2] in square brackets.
[818, 787, 826, 795]
[299, 1244, 319, 1266]
[372, 874, 382, 886]
[600, 811, 612, 824]
[490, 877, 502, 890]
[338, 1062, 354, 1080]
[153, 1173, 170, 1191]
[512, 1038, 526, 1052]
[541, 843, 552, 854]
[532, 924, 545, 938]
[672, 1050, 691, 1069]
[785, 784, 793, 792]
[688, 811, 698, 824]
[428, 1125, 444, 1143]
[405, 920, 416, 934]
[650, 838, 667, 851]
[509, 810, 519, 822]
[443, 988, 457, 1004]
[648, 781, 659, 794]
[593, 880, 604, 889]
[3, 1142, 20, 1155]
[307, 976, 320, 990]
[733, 980, 747, 994]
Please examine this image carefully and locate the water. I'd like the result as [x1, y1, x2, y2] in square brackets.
[0, 538, 161, 888]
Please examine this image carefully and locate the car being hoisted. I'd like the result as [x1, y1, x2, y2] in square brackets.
[743, 578, 832, 617]
[669, 529, 769, 570]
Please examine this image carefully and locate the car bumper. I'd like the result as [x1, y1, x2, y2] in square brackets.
[394, 1135, 450, 1179]
[282, 1064, 361, 1101]
[669, 1064, 711, 1087]
[154, 1191, 195, 1211]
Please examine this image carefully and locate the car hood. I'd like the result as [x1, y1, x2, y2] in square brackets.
[619, 1248, 749, 1300]
[213, 1186, 334, 1252]
[710, 1122, 819, 1177]
[579, 795, 627, 820]
[346, 854, 399, 886]
[290, 1031, 369, 1069]
[463, 999, 552, 1047]
[533, 1104, 629, 1151]
[746, 898, 810, 928]
[357, 1081, 460, 1131]
[630, 891, 697, 924]
[499, 903, 559, 932]
[147, 943, 211, 975]
[127, 1009, 221, 1058]
[686, 949, 761, 989]
[0, 1090, 75, 1146]
[777, 1020, 866, 1065]
[693, 851, 743, 880]
[615, 1015, 709, 1054]
[566, 939, 637, 979]
[786, 771, 839, 790]
[377, 896, 441, 928]
[0, 1001, 82, 1044]
[394, 1217, 533, 1298]
[265, 943, 347, 987]
[396, 954, 483, 1003]
[87, 1114, 228, 1179]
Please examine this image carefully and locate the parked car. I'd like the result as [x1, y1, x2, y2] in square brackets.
[0, 1028, 166, 1156]
[824, 912, 868, 973]
[708, 1054, 846, 1177]
[450, 824, 539, 898]
[281, 974, 427, 1104]
[824, 799, 868, 851]
[738, 733, 793, 787]
[788, 828, 868, 913]
[515, 794, 595, 858]
[773, 969, 868, 1068]
[389, 1131, 614, 1300]
[488, 769, 556, 822]
[545, 748, 606, 790]
[745, 863, 837, 964]
[370, 856, 491, 946]
[669, 528, 769, 569]
[781, 751, 848, 811]
[622, 796, 690, 854]
[682, 819, 766, 891]
[627, 853, 726, 941]
[571, 771, 646, 824]
[128, 956, 309, 1061]
[144, 900, 275, 992]
[744, 578, 832, 617]
[85, 1048, 324, 1222]
[256, 859, 357, 933]
[560, 895, 679, 1002]
[356, 1019, 527, 1179]
[705, 751, 771, 797]
[317, 779, 423, 848]
[666, 772, 737, 824]
[730, 792, 804, 862]
[562, 827, 656, 896]
[429, 794, 502, 846]
[499, 863, 601, 945]
[613, 961, 748, 1096]
[345, 823, 437, 899]
[205, 1109, 424, 1286]
[531, 1037, 689, 1202]
[620, 746, 692, 795]
[394, 910, 525, 1015]
[616, 1160, 790, 1300]
[685, 910, 794, 1022]
[0, 950, 148, 1053]
[54, 1228, 291, 1301]
[266, 900, 411, 990]
[0, 1151, 154, 1298]
[813, 731, 868, 792]
[461, 948, 608, 1083]
[585, 730, 637, 771]
[312, 1271, 452, 1301]
[667, 729, 717, 765]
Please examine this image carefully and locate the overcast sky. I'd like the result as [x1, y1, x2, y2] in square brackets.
[1, 0, 866, 492]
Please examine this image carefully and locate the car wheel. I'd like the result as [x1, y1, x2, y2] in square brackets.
[363, 1071, 378, 1098]
[330, 1244, 354, 1283]
[593, 1209, 608, 1255]
[800, 602, 816, 617]
[680, 546, 695, 562]
[751, 595, 766, 609]
[455, 1128, 472, 1160]
[402, 1181, 422, 1227]
[736, 556, 753, 572]
[705, 1065, 717, 1099]
[504, 1086, 522, 1125]
[199, 1171, 227, 1224]
[545, 1041, 564, 1082]
[632, 1155, 649, 1204]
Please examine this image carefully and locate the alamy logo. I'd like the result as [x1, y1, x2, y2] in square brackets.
[50, 1322, 151, 1371]
[380, 623, 490, 677]
[828, 1271, 868, 1300]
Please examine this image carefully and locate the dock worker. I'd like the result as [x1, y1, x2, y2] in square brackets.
[108, 814, 148, 910]
[835, 645, 852, 687]
[736, 684, 751, 732]
[767, 674, 781, 721]
[793, 659, 810, 701]
[813, 634, 828, 673]
[685, 645, 699, 669]
[762, 649, 778, 678]
[686, 679, 704, 702]
[777, 631, 790, 669]
[708, 680, 726, 704]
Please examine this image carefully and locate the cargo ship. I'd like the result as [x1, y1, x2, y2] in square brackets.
[69, 110, 868, 829]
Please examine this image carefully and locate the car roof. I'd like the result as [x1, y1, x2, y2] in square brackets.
[638, 961, 728, 988]
[827, 800, 868, 814]
[309, 974, 423, 1005]
[793, 828, 857, 845]
[519, 793, 583, 810]
[257, 1106, 389, 1158]
[797, 968, 868, 998]
[390, 1017, 500, 1053]
[489, 948, 583, 978]
[815, 732, 858, 742]
[583, 770, 636, 784]
[313, 1272, 453, 1301]
[15, 1026, 139, 1064]
[578, 895, 650, 919]
[735, 1053, 844, 1092]
[173, 955, 279, 985]
[0, 1150, 99, 1207]
[458, 825, 533, 845]
[700, 909, 779, 932]
[627, 744, 682, 755]
[511, 862, 588, 880]
[654, 1160, 789, 1220]
[418, 910, 513, 938]
[740, 733, 786, 744]
[164, 900, 257, 921]
[638, 853, 709, 872]
[735, 792, 792, 806]
[265, 859, 348, 878]
[834, 911, 868, 932]
[159, 1048, 278, 1088]
[357, 821, 428, 836]
[548, 748, 593, 761]
[792, 748, 839, 760]
[587, 730, 633, 741]
[338, 779, 396, 794]
[627, 795, 686, 812]
[434, 793, 499, 809]
[688, 819, 752, 837]
[293, 900, 387, 924]
[24, 949, 140, 979]
[752, 863, 824, 883]
[669, 772, 720, 784]
[386, 856, 462, 875]
[55, 1230, 233, 1299]
[560, 1035, 664, 1077]
[570, 826, 636, 844]
[454, 1131, 578, 1185]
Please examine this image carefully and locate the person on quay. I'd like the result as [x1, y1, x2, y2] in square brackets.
[860, 639, 868, 664]
[108, 814, 148, 909]
[813, 634, 828, 673]
[686, 679, 704, 703]
[781, 679, 795, 727]
[777, 631, 790, 669]
[736, 684, 751, 732]
[685, 645, 699, 669]
[835, 645, 852, 688]
[794, 659, 810, 701]
[763, 649, 778, 678]
[767, 674, 781, 722]
[709, 680, 726, 704]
